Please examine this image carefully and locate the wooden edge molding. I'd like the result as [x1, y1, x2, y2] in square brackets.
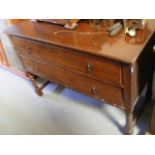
[0, 64, 28, 79]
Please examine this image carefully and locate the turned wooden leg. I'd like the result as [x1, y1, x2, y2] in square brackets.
[27, 72, 43, 96]
[126, 111, 134, 135]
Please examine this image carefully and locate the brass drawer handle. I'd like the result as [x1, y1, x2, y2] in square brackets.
[91, 87, 97, 95]
[27, 46, 32, 54]
[87, 63, 93, 73]
[35, 65, 39, 71]
[153, 45, 155, 52]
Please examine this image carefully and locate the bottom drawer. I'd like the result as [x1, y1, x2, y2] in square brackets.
[20, 56, 123, 107]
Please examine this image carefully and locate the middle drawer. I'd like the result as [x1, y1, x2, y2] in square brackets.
[12, 36, 122, 85]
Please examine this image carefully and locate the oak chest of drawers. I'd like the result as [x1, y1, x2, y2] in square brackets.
[5, 20, 155, 134]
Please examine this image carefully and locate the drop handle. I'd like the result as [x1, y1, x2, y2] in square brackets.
[27, 46, 32, 54]
[87, 63, 93, 73]
[91, 87, 97, 95]
[153, 45, 155, 52]
[35, 65, 39, 71]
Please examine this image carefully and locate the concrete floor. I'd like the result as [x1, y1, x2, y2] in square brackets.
[0, 67, 153, 134]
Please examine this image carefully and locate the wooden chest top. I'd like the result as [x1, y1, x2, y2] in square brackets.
[4, 20, 155, 64]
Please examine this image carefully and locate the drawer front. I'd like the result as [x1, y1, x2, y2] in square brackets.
[20, 56, 123, 107]
[12, 36, 122, 85]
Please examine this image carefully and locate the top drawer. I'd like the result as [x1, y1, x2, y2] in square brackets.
[11, 36, 122, 85]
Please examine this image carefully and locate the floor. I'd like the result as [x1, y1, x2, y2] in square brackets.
[0, 67, 153, 134]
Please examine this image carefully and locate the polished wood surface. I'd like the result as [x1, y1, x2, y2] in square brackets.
[4, 20, 155, 63]
[7, 19, 23, 25]
[5, 20, 155, 134]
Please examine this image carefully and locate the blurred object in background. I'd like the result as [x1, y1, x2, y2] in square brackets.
[0, 19, 26, 78]
[36, 19, 80, 30]
[124, 19, 146, 37]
